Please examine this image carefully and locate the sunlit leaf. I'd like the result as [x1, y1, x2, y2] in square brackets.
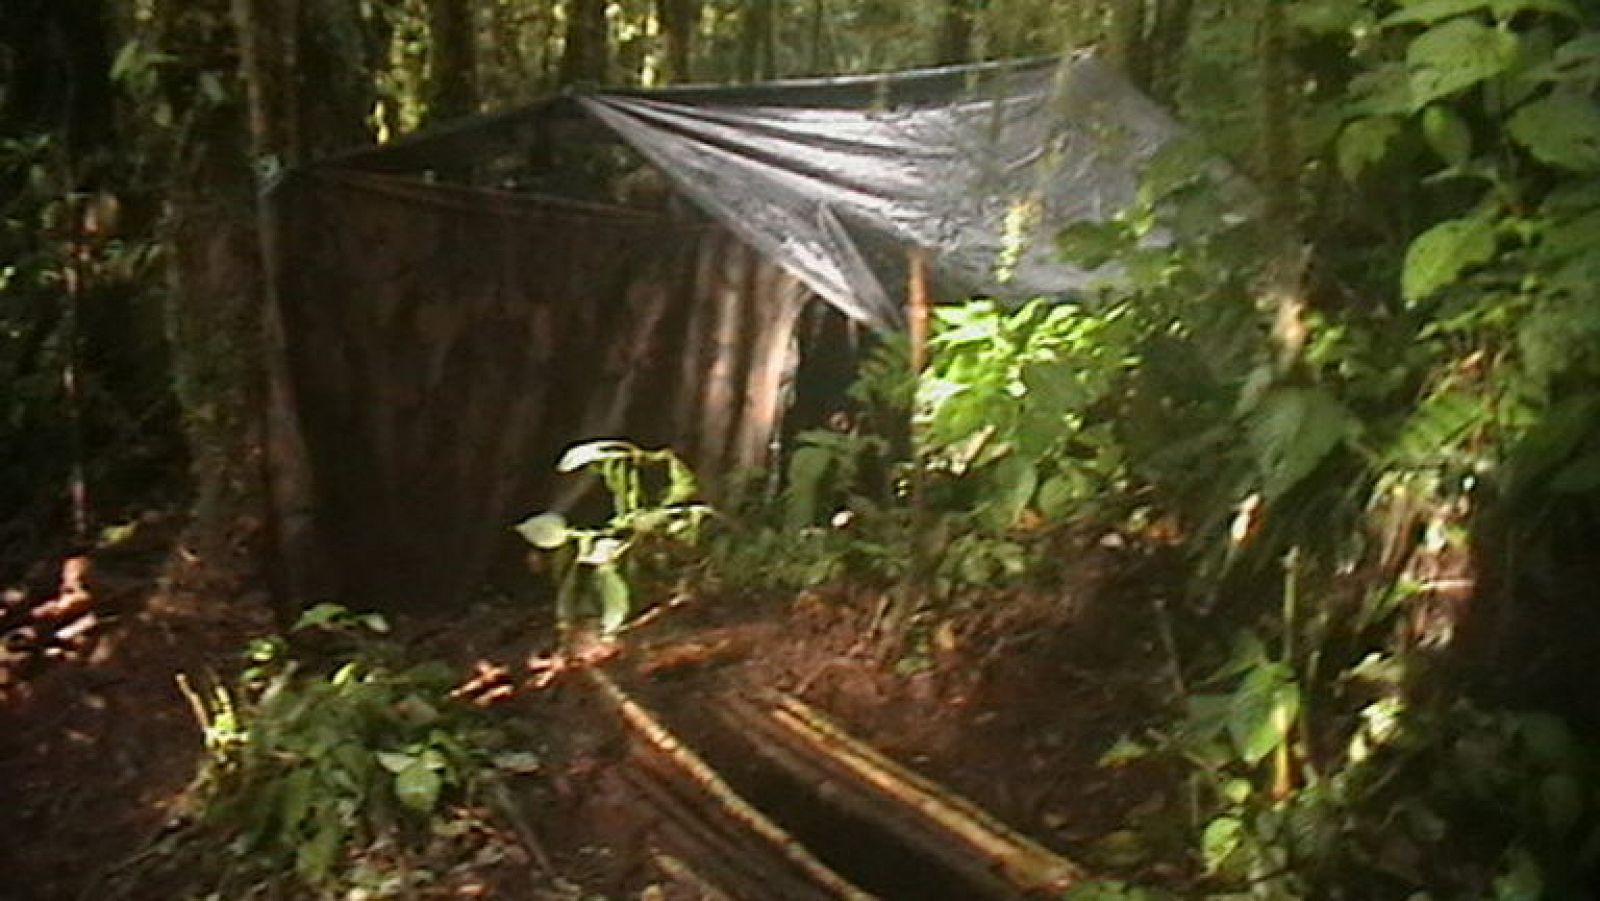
[515, 512, 569, 550]
[594, 565, 631, 635]
[1382, 0, 1490, 26]
[395, 760, 442, 813]
[1227, 662, 1300, 765]
[1406, 19, 1519, 109]
[1202, 816, 1244, 873]
[1402, 214, 1499, 304]
[1097, 736, 1150, 768]
[293, 603, 349, 631]
[376, 751, 415, 774]
[558, 440, 637, 473]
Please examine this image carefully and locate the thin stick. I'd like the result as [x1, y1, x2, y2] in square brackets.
[650, 851, 735, 901]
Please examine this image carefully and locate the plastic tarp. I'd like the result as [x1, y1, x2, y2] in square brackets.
[581, 55, 1185, 332]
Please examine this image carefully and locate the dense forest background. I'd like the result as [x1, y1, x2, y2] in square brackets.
[7, 1, 1600, 899]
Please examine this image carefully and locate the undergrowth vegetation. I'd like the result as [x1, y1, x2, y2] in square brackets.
[111, 606, 541, 899]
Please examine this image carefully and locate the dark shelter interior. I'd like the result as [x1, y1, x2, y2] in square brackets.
[262, 54, 1187, 611]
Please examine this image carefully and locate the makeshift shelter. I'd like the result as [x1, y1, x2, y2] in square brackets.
[262, 53, 1185, 611]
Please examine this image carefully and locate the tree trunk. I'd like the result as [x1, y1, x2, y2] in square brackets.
[301, 0, 376, 150]
[152, 0, 271, 578]
[559, 0, 609, 85]
[1148, 0, 1196, 102]
[657, 0, 700, 84]
[1105, 0, 1152, 90]
[935, 0, 977, 66]
[737, 0, 773, 82]
[426, 0, 478, 123]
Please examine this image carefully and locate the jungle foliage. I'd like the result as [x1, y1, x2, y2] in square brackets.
[8, 0, 1600, 897]
[523, 0, 1600, 896]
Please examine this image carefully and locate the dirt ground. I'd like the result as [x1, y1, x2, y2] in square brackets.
[1, 525, 1187, 899]
[0, 516, 276, 900]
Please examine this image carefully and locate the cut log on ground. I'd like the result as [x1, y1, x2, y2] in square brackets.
[719, 690, 1087, 899]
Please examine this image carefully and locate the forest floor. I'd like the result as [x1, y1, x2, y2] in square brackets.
[0, 514, 275, 900]
[1, 526, 1189, 899]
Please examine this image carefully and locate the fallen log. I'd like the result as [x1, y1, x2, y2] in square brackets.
[585, 668, 874, 901]
[721, 691, 1086, 899]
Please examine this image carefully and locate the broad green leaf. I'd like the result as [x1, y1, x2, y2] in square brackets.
[376, 751, 415, 774]
[558, 440, 637, 473]
[1247, 386, 1358, 499]
[293, 602, 350, 631]
[1508, 90, 1600, 171]
[1337, 117, 1402, 182]
[980, 456, 1039, 531]
[1227, 662, 1300, 765]
[1097, 736, 1150, 768]
[1038, 471, 1089, 520]
[665, 456, 698, 505]
[1383, 0, 1489, 26]
[1422, 105, 1473, 165]
[395, 759, 442, 813]
[516, 512, 568, 550]
[1202, 816, 1244, 873]
[594, 565, 631, 635]
[1406, 19, 1519, 109]
[1402, 215, 1499, 304]
[579, 536, 628, 567]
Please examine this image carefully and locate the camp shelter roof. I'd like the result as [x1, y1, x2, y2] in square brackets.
[315, 54, 1187, 332]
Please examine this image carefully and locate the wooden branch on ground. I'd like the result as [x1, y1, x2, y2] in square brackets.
[584, 668, 874, 901]
[728, 691, 1087, 898]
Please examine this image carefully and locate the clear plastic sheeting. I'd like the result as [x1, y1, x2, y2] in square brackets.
[582, 55, 1185, 332]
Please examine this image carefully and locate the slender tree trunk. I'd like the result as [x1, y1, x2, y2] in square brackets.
[301, 0, 376, 150]
[658, 0, 700, 84]
[559, 0, 610, 85]
[1105, 0, 1152, 90]
[738, 0, 773, 82]
[809, 0, 829, 73]
[426, 0, 478, 122]
[935, 0, 978, 66]
[152, 0, 270, 575]
[1149, 0, 1195, 102]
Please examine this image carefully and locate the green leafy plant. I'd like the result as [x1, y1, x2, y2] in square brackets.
[517, 440, 710, 636]
[152, 606, 531, 898]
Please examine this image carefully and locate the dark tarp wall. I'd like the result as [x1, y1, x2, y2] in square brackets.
[272, 170, 812, 608]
